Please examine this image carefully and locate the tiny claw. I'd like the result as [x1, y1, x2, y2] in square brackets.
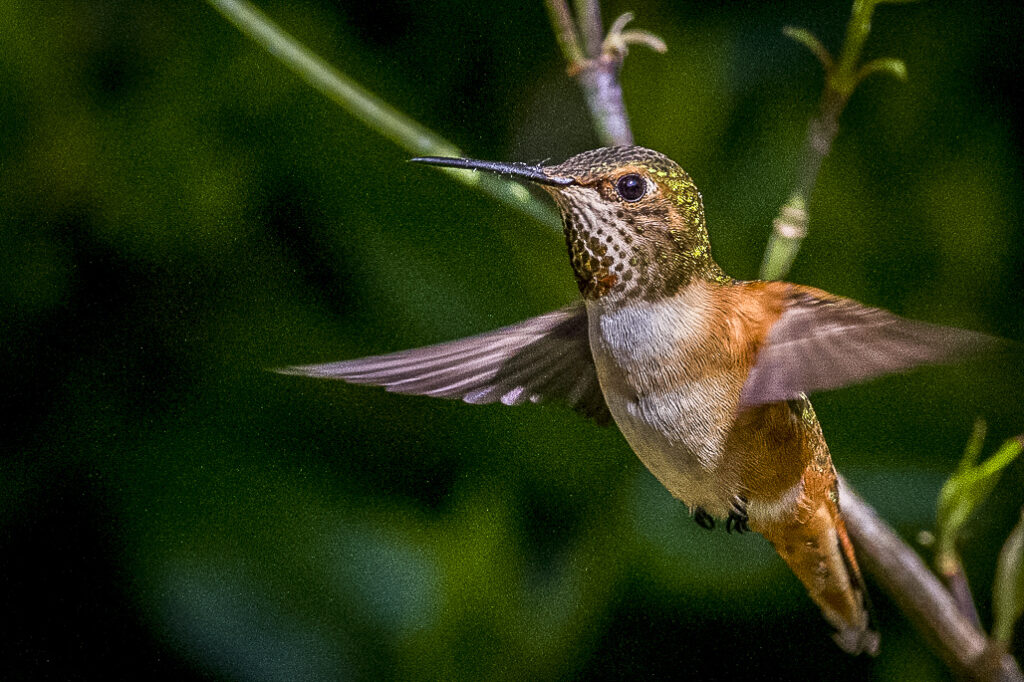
[726, 514, 750, 534]
[694, 507, 716, 531]
[727, 496, 750, 534]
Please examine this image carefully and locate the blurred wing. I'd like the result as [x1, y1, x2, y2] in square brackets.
[280, 303, 612, 424]
[740, 286, 1000, 406]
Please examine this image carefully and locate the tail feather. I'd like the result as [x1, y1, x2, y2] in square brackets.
[757, 499, 879, 656]
[833, 510, 880, 655]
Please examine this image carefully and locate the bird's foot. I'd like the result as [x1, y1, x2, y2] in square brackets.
[726, 496, 749, 534]
[693, 507, 715, 531]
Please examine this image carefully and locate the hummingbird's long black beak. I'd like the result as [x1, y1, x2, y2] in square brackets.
[411, 156, 574, 187]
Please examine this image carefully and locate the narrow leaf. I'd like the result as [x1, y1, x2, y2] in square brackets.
[993, 506, 1024, 644]
[959, 418, 988, 473]
[782, 26, 834, 70]
[856, 57, 908, 85]
[936, 429, 1023, 571]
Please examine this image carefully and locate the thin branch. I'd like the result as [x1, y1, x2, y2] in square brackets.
[841, 480, 1024, 681]
[544, 6, 665, 147]
[575, 56, 634, 147]
[206, 0, 560, 227]
[548, 0, 1023, 677]
[759, 70, 843, 279]
[935, 420, 989, 628]
[943, 561, 985, 630]
[759, 1, 909, 281]
[544, 0, 585, 65]
[573, 0, 604, 58]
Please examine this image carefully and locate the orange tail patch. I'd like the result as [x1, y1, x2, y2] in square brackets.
[757, 499, 879, 655]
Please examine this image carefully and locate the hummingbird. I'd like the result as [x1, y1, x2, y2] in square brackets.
[282, 145, 997, 655]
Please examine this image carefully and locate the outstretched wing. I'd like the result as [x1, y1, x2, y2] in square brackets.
[280, 302, 612, 424]
[740, 285, 1002, 407]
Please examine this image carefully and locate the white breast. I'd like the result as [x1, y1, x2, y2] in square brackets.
[586, 288, 737, 513]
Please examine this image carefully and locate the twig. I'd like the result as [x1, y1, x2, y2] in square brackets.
[543, 2, 665, 147]
[547, 0, 1023, 677]
[841, 480, 1024, 681]
[544, 0, 585, 65]
[943, 561, 985, 630]
[205, 0, 560, 227]
[758, 88, 841, 281]
[573, 0, 604, 58]
[759, 2, 908, 281]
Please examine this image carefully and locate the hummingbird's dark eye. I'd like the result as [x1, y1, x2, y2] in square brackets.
[615, 173, 646, 202]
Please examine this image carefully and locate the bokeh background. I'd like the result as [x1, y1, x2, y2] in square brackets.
[2, 0, 1023, 679]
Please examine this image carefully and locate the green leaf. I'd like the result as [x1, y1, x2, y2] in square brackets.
[782, 26, 833, 70]
[993, 506, 1024, 644]
[856, 57, 908, 85]
[958, 418, 988, 473]
[936, 425, 1023, 571]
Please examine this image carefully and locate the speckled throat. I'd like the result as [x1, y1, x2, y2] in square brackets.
[544, 146, 728, 302]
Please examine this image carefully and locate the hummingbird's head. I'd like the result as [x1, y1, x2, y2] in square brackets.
[413, 146, 724, 302]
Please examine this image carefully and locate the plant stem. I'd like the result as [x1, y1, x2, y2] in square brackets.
[206, 0, 560, 227]
[759, 74, 843, 279]
[760, 0, 901, 280]
[573, 0, 604, 57]
[571, 0, 646, 149]
[942, 560, 985, 630]
[544, 0, 585, 65]
[576, 62, 634, 147]
[543, 1, 637, 147]
[994, 506, 1024, 645]
[841, 480, 1023, 681]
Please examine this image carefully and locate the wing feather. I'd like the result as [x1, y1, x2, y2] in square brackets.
[280, 302, 612, 424]
[740, 286, 1001, 406]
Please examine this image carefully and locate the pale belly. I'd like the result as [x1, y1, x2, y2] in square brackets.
[586, 294, 743, 517]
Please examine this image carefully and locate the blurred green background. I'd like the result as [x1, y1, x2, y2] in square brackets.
[2, 0, 1023, 679]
